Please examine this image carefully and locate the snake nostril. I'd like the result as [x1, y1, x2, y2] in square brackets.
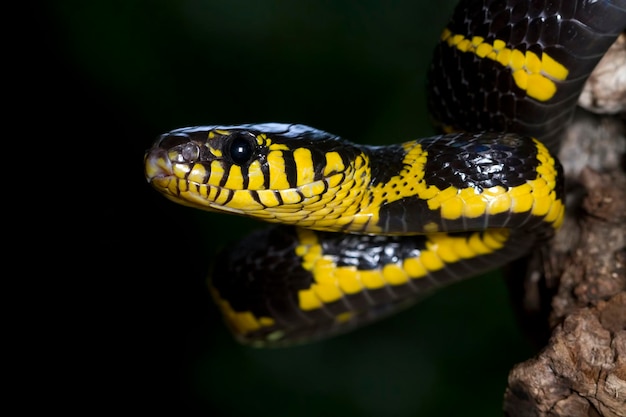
[181, 142, 200, 162]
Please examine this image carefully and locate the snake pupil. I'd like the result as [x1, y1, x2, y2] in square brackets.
[228, 133, 255, 165]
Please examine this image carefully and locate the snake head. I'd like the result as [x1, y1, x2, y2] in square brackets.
[145, 123, 365, 222]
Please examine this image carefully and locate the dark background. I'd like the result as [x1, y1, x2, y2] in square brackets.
[38, 1, 536, 415]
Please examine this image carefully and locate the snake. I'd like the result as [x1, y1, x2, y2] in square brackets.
[145, 0, 626, 347]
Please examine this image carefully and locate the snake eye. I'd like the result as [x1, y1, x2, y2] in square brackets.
[226, 132, 256, 165]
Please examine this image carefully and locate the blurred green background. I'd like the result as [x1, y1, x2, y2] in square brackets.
[41, 1, 536, 415]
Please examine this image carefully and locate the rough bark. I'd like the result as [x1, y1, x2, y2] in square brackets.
[502, 35, 626, 416]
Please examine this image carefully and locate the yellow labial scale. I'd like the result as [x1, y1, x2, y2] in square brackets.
[227, 190, 263, 211]
[293, 148, 315, 186]
[172, 163, 190, 178]
[256, 190, 281, 208]
[186, 189, 214, 209]
[403, 257, 427, 278]
[267, 151, 289, 189]
[208, 161, 225, 186]
[527, 73, 556, 101]
[335, 267, 363, 294]
[423, 222, 439, 233]
[178, 179, 188, 193]
[468, 233, 493, 255]
[167, 178, 179, 195]
[324, 152, 345, 176]
[312, 283, 343, 303]
[213, 129, 230, 136]
[187, 163, 208, 185]
[440, 28, 452, 40]
[451, 34, 464, 46]
[298, 288, 323, 310]
[359, 270, 386, 289]
[300, 181, 327, 199]
[382, 264, 409, 285]
[223, 164, 244, 190]
[420, 251, 445, 272]
[213, 189, 234, 206]
[207, 185, 218, 201]
[199, 184, 208, 198]
[277, 188, 305, 205]
[247, 160, 265, 189]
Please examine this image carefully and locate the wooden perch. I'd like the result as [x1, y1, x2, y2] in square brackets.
[502, 34, 626, 417]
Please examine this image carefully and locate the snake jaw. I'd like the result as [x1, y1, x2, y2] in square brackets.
[144, 147, 173, 183]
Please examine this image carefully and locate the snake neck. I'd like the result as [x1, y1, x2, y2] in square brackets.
[319, 133, 565, 237]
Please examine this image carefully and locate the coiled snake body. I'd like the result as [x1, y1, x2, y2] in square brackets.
[145, 0, 626, 346]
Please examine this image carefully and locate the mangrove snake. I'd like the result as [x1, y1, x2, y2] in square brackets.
[145, 0, 626, 347]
